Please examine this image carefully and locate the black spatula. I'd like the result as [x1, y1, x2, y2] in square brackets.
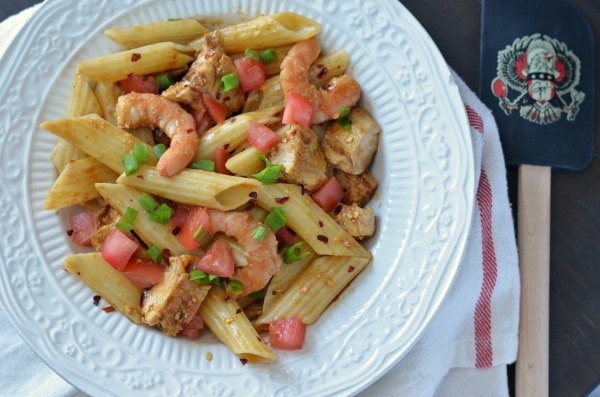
[479, 0, 595, 395]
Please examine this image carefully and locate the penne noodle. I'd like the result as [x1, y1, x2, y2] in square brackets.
[194, 106, 282, 161]
[255, 183, 372, 258]
[95, 183, 191, 256]
[254, 255, 371, 329]
[44, 157, 118, 210]
[104, 19, 209, 49]
[93, 81, 120, 124]
[199, 286, 276, 363]
[51, 69, 102, 172]
[41, 114, 157, 174]
[116, 165, 261, 212]
[77, 42, 195, 83]
[192, 12, 321, 53]
[64, 252, 144, 325]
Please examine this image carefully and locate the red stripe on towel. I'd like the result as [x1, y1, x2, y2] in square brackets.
[474, 169, 497, 368]
[466, 105, 484, 134]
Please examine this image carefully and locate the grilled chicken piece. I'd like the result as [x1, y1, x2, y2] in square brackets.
[141, 255, 210, 336]
[162, 31, 245, 115]
[332, 203, 375, 240]
[268, 125, 327, 191]
[90, 205, 121, 251]
[321, 107, 380, 175]
[335, 169, 378, 207]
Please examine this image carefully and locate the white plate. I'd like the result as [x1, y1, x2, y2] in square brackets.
[0, 0, 474, 395]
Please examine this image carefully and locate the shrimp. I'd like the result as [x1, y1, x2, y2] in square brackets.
[115, 92, 198, 177]
[280, 37, 361, 124]
[206, 208, 282, 296]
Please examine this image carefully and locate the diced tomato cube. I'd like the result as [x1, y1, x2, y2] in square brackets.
[190, 106, 214, 136]
[68, 211, 96, 246]
[177, 206, 212, 250]
[118, 74, 159, 94]
[179, 314, 204, 338]
[247, 121, 281, 151]
[275, 227, 296, 246]
[310, 177, 345, 213]
[269, 317, 306, 350]
[282, 92, 313, 128]
[101, 229, 139, 271]
[123, 258, 164, 288]
[213, 147, 232, 175]
[169, 207, 190, 230]
[203, 94, 228, 124]
[234, 57, 267, 92]
[193, 239, 235, 278]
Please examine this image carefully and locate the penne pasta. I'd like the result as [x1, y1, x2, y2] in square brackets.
[41, 114, 157, 173]
[116, 165, 261, 212]
[64, 252, 144, 324]
[95, 183, 191, 256]
[192, 12, 321, 53]
[44, 157, 118, 210]
[255, 183, 372, 258]
[254, 255, 371, 329]
[199, 286, 276, 363]
[93, 81, 120, 124]
[77, 42, 195, 83]
[225, 125, 288, 177]
[105, 19, 209, 49]
[194, 106, 282, 162]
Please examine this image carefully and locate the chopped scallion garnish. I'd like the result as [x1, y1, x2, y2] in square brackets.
[193, 224, 212, 247]
[244, 48, 260, 62]
[190, 269, 208, 283]
[146, 245, 163, 263]
[264, 206, 287, 232]
[228, 279, 244, 295]
[153, 143, 167, 159]
[149, 203, 174, 224]
[252, 153, 282, 184]
[139, 192, 159, 212]
[189, 159, 216, 172]
[259, 48, 278, 64]
[220, 72, 239, 92]
[248, 289, 266, 300]
[133, 142, 149, 164]
[122, 153, 139, 176]
[283, 242, 310, 264]
[116, 206, 138, 232]
[339, 106, 351, 119]
[155, 74, 175, 90]
[251, 225, 267, 241]
[338, 107, 352, 130]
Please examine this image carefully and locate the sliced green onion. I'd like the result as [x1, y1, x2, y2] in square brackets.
[208, 274, 223, 286]
[259, 48, 278, 64]
[153, 143, 167, 159]
[122, 153, 139, 176]
[146, 245, 163, 263]
[149, 203, 174, 224]
[244, 48, 260, 62]
[251, 225, 267, 241]
[116, 206, 138, 232]
[155, 74, 175, 90]
[190, 269, 208, 284]
[252, 153, 282, 184]
[139, 192, 159, 212]
[339, 117, 352, 130]
[133, 142, 149, 164]
[193, 224, 212, 247]
[248, 289, 265, 300]
[167, 18, 182, 21]
[264, 206, 287, 232]
[283, 242, 310, 264]
[228, 279, 244, 295]
[338, 106, 351, 119]
[189, 158, 215, 172]
[220, 72, 239, 92]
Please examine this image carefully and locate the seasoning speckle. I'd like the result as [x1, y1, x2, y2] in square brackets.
[275, 196, 289, 204]
[206, 352, 213, 361]
[93, 295, 101, 306]
[317, 234, 329, 244]
[348, 266, 356, 273]
[131, 53, 141, 62]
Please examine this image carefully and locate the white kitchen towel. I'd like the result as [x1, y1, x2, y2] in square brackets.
[0, 4, 519, 397]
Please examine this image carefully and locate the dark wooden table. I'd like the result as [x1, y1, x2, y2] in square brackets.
[2, 1, 599, 396]
[400, 1, 600, 396]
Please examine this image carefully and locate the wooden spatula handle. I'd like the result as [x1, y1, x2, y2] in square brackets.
[516, 164, 551, 397]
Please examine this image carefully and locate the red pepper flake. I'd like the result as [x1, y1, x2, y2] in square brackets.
[348, 266, 355, 273]
[318, 220, 324, 227]
[224, 295, 232, 303]
[275, 196, 289, 204]
[162, 248, 172, 259]
[223, 143, 230, 150]
[92, 295, 101, 306]
[240, 358, 248, 365]
[131, 53, 141, 62]
[102, 306, 115, 313]
[236, 308, 243, 314]
[137, 175, 145, 179]
[249, 191, 258, 199]
[172, 226, 181, 236]
[66, 229, 74, 236]
[317, 234, 329, 244]
[316, 64, 328, 79]
[271, 290, 278, 296]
